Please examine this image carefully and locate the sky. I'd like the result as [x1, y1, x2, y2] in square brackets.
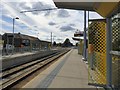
[0, 0, 103, 44]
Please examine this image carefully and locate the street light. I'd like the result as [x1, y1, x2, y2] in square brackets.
[12, 17, 19, 54]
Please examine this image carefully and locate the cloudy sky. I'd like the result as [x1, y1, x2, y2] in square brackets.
[0, 0, 103, 44]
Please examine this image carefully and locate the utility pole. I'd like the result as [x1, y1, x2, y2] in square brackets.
[51, 32, 52, 48]
[53, 36, 56, 42]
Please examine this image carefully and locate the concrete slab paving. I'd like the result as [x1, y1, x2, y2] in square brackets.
[22, 49, 72, 88]
[22, 49, 96, 88]
[48, 49, 95, 88]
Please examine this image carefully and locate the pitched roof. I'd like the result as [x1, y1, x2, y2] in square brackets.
[3, 33, 39, 41]
[2, 33, 51, 43]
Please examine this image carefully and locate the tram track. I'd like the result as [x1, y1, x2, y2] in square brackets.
[0, 49, 70, 89]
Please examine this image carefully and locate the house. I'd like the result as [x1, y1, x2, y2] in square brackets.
[2, 33, 51, 50]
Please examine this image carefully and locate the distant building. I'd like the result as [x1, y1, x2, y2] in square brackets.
[0, 34, 4, 49]
[74, 30, 84, 37]
[2, 33, 51, 50]
[40, 40, 51, 50]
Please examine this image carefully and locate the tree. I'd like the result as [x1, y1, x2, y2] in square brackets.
[57, 43, 62, 47]
[63, 38, 73, 47]
[53, 41, 57, 46]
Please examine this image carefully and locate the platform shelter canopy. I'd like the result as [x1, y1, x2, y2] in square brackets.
[53, 0, 119, 17]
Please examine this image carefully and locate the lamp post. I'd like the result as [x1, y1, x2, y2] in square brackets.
[12, 17, 19, 54]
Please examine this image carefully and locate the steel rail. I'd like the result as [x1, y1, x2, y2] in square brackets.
[0, 49, 70, 89]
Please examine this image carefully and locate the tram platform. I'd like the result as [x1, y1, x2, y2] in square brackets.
[2, 52, 35, 60]
[1, 50, 59, 71]
[22, 49, 97, 88]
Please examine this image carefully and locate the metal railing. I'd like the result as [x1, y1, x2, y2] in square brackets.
[2, 46, 49, 56]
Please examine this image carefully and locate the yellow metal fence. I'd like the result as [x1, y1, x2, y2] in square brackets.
[78, 40, 84, 55]
[88, 19, 107, 86]
[111, 12, 120, 88]
[88, 12, 120, 88]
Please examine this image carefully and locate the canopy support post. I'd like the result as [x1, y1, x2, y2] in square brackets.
[106, 17, 112, 89]
[82, 10, 87, 61]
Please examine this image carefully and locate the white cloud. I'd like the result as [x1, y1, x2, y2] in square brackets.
[0, 19, 31, 34]
[57, 9, 70, 18]
[48, 21, 56, 26]
[60, 25, 76, 32]
[89, 11, 103, 19]
[1, 0, 103, 44]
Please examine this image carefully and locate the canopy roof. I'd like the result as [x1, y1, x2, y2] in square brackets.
[72, 37, 88, 41]
[53, 0, 119, 17]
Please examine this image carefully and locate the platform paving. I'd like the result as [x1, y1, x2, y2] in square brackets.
[22, 49, 97, 88]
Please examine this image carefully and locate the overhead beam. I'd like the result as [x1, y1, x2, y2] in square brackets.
[53, 1, 119, 17]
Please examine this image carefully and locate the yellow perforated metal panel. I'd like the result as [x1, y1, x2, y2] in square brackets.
[88, 19, 107, 86]
[111, 12, 120, 88]
[78, 40, 84, 55]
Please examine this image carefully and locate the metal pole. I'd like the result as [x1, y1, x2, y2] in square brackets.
[53, 37, 54, 43]
[82, 10, 87, 61]
[88, 11, 89, 29]
[12, 18, 15, 54]
[6, 34, 8, 55]
[53, 36, 56, 43]
[51, 32, 52, 48]
[106, 17, 112, 88]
